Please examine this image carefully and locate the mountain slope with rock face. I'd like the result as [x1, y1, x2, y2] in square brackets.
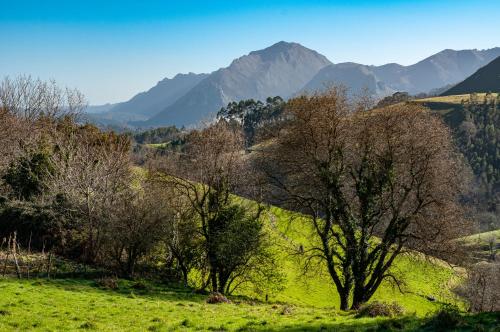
[143, 41, 332, 127]
[301, 62, 395, 97]
[304, 48, 500, 98]
[372, 48, 500, 94]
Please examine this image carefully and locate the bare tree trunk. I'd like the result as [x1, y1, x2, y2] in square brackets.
[339, 290, 350, 311]
[12, 233, 21, 279]
[1, 236, 10, 277]
[46, 252, 53, 279]
[27, 232, 32, 279]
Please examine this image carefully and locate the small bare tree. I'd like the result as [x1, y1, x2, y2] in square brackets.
[0, 76, 86, 195]
[456, 262, 500, 312]
[152, 121, 280, 294]
[256, 88, 469, 310]
[0, 75, 85, 122]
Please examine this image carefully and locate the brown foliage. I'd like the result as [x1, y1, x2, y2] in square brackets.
[356, 301, 404, 318]
[206, 292, 231, 304]
[456, 262, 500, 312]
[255, 87, 470, 310]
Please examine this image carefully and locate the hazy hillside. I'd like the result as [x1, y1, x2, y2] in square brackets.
[442, 56, 500, 95]
[143, 41, 331, 126]
[301, 62, 395, 97]
[84, 103, 117, 114]
[91, 73, 208, 124]
[373, 48, 500, 94]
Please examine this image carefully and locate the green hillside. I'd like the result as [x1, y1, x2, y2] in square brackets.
[238, 206, 462, 315]
[411, 95, 500, 232]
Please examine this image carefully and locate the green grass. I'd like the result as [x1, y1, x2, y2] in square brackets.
[0, 198, 481, 331]
[146, 142, 169, 149]
[0, 278, 498, 331]
[414, 93, 498, 105]
[458, 229, 499, 262]
[460, 230, 500, 246]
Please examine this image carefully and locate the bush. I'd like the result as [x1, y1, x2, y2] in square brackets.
[280, 305, 294, 315]
[131, 280, 149, 290]
[427, 305, 463, 329]
[206, 292, 231, 304]
[95, 277, 118, 290]
[356, 301, 404, 318]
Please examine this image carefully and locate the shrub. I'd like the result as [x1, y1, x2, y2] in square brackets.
[356, 301, 404, 318]
[206, 292, 231, 304]
[131, 280, 149, 290]
[427, 305, 463, 329]
[95, 277, 118, 290]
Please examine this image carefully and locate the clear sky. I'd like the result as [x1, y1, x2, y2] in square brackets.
[1, 0, 499, 104]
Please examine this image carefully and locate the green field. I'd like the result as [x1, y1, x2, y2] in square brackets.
[0, 204, 482, 331]
[1, 278, 499, 331]
[461, 230, 500, 245]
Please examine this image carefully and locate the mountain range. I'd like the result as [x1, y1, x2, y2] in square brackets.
[87, 41, 500, 128]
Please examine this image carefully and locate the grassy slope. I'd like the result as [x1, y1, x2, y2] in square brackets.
[257, 206, 462, 315]
[415, 94, 498, 104]
[461, 230, 500, 245]
[458, 230, 499, 262]
[409, 93, 498, 128]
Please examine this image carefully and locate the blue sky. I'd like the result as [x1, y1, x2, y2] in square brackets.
[1, 0, 499, 104]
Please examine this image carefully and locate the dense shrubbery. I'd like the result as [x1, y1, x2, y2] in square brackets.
[455, 262, 500, 312]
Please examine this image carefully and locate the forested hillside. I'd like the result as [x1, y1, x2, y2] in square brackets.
[415, 93, 500, 231]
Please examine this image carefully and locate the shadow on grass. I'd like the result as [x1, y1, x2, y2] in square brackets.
[1, 277, 206, 304]
[242, 312, 500, 332]
[5, 277, 277, 306]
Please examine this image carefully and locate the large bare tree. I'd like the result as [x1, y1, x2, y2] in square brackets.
[256, 88, 469, 310]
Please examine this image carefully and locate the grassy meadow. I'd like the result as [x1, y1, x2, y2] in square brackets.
[0, 278, 498, 331]
[0, 204, 486, 331]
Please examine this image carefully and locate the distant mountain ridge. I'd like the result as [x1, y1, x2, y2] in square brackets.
[442, 56, 500, 95]
[303, 48, 500, 97]
[84, 42, 500, 128]
[91, 72, 208, 124]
